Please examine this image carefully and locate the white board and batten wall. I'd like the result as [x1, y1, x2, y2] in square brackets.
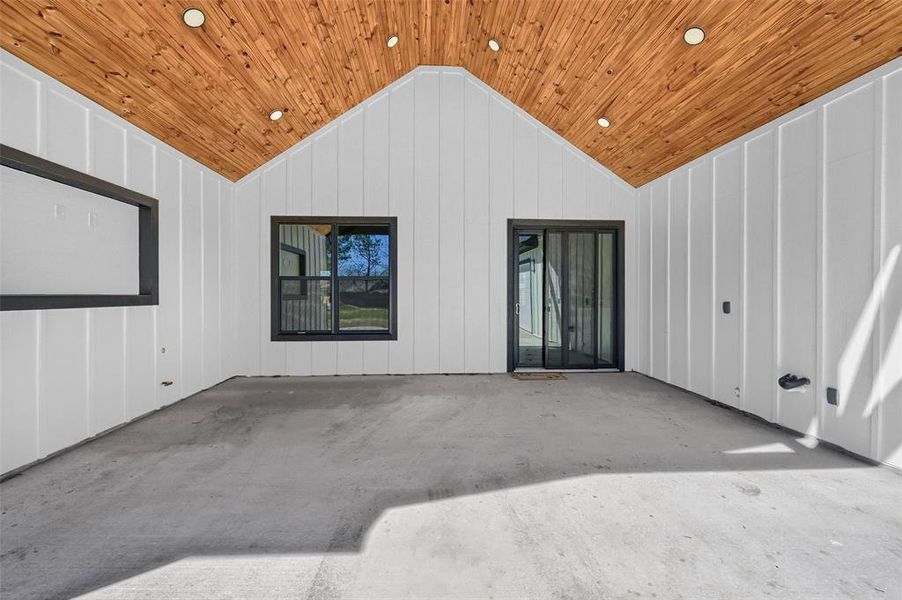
[0, 50, 236, 474]
[230, 67, 638, 377]
[634, 56, 902, 469]
[3, 45, 899, 476]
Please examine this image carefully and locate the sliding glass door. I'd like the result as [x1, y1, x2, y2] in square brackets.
[510, 222, 621, 371]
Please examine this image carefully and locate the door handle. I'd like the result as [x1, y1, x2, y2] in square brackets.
[515, 302, 520, 315]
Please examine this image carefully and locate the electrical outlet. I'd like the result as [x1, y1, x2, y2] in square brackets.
[88, 212, 98, 227]
[54, 204, 66, 220]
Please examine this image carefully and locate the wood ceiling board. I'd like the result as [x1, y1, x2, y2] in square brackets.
[2, 1, 901, 186]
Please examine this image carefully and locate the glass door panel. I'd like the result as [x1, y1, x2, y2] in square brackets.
[598, 232, 615, 366]
[567, 232, 596, 368]
[516, 233, 544, 367]
[544, 232, 564, 369]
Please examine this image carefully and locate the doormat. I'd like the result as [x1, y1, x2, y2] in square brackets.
[511, 372, 567, 381]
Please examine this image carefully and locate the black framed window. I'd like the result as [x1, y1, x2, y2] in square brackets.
[271, 216, 397, 341]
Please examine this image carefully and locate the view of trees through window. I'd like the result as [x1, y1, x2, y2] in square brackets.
[338, 228, 389, 276]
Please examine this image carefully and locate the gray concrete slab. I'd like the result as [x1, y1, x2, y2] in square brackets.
[1, 373, 900, 599]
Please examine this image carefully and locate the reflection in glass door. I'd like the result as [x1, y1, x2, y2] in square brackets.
[511, 224, 620, 370]
[544, 232, 563, 368]
[516, 233, 544, 367]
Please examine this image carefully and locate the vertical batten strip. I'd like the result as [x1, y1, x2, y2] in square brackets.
[772, 125, 782, 424]
[814, 101, 826, 442]
[870, 76, 885, 459]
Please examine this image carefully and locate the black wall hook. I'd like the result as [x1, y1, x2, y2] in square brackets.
[778, 373, 810, 390]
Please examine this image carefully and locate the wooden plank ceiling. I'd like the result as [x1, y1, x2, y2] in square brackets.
[2, 1, 901, 186]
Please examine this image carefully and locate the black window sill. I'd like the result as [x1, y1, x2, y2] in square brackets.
[271, 332, 397, 342]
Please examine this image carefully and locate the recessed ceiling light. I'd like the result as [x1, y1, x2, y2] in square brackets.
[182, 7, 205, 28]
[683, 26, 705, 45]
[269, 109, 283, 121]
[597, 117, 610, 128]
[386, 34, 399, 48]
[488, 38, 501, 52]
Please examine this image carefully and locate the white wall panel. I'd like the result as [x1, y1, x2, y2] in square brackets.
[513, 114, 538, 219]
[91, 116, 126, 185]
[43, 88, 87, 171]
[0, 312, 39, 472]
[743, 132, 776, 420]
[89, 308, 125, 434]
[777, 112, 819, 434]
[636, 187, 651, 374]
[668, 171, 689, 389]
[488, 98, 514, 374]
[635, 56, 902, 469]
[438, 72, 467, 373]
[878, 69, 902, 467]
[127, 136, 155, 196]
[156, 150, 182, 406]
[40, 310, 89, 454]
[586, 165, 612, 219]
[260, 160, 288, 376]
[230, 67, 635, 378]
[650, 181, 668, 380]
[124, 306, 156, 419]
[219, 184, 235, 383]
[0, 61, 39, 154]
[233, 176, 262, 376]
[202, 175, 222, 387]
[538, 133, 563, 219]
[412, 71, 441, 373]
[822, 84, 876, 456]
[464, 80, 491, 372]
[615, 182, 638, 369]
[688, 162, 714, 397]
[713, 147, 742, 408]
[180, 168, 204, 396]
[0, 51, 233, 474]
[562, 149, 587, 219]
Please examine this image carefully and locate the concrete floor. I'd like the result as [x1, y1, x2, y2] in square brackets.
[2, 373, 901, 600]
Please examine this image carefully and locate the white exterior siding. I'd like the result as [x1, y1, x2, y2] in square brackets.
[230, 67, 638, 377]
[634, 57, 902, 469]
[0, 50, 235, 474]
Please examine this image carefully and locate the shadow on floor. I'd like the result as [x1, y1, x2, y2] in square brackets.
[0, 373, 897, 599]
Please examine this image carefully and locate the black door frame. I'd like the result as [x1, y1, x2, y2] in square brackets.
[507, 219, 625, 372]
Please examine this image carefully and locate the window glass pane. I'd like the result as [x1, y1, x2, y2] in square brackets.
[280, 279, 331, 332]
[339, 278, 390, 331]
[337, 225, 390, 276]
[279, 224, 332, 276]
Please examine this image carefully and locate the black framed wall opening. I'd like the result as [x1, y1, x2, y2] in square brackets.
[507, 219, 625, 372]
[0, 144, 159, 311]
[270, 216, 397, 342]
